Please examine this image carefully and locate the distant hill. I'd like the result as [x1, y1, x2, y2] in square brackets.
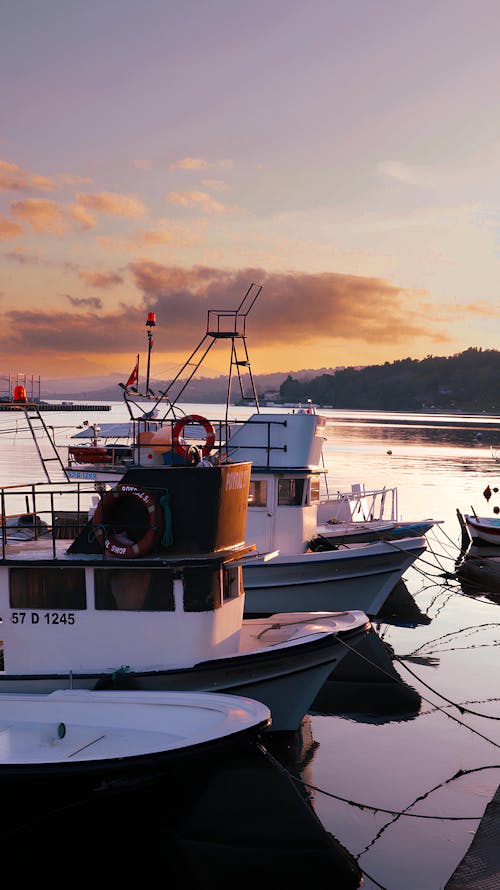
[276, 348, 500, 413]
[41, 368, 341, 402]
[40, 348, 500, 413]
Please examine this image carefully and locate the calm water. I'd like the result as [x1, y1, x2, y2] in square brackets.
[2, 403, 500, 889]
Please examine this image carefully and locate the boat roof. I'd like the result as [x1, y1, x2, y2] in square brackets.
[72, 423, 134, 439]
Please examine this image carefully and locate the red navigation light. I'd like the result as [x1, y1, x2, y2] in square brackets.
[146, 311, 156, 327]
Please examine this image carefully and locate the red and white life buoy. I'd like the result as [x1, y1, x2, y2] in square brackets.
[172, 414, 216, 460]
[92, 484, 164, 558]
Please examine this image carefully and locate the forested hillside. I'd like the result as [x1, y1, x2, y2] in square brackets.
[277, 348, 500, 412]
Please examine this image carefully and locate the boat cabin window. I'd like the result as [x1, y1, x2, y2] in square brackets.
[94, 568, 174, 611]
[9, 567, 86, 610]
[183, 566, 222, 612]
[248, 480, 267, 507]
[310, 477, 320, 503]
[278, 478, 305, 506]
[223, 565, 243, 602]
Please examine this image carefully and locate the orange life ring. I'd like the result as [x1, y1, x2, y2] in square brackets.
[172, 414, 215, 459]
[92, 484, 164, 558]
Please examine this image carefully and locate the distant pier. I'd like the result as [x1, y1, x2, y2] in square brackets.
[0, 401, 111, 412]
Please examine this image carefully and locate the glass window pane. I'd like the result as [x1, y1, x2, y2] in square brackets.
[223, 565, 243, 601]
[278, 478, 305, 505]
[183, 566, 221, 611]
[94, 568, 174, 611]
[10, 567, 86, 609]
[248, 480, 267, 507]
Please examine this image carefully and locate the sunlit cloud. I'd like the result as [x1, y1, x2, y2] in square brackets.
[133, 159, 151, 170]
[166, 190, 235, 213]
[0, 217, 23, 239]
[0, 159, 57, 193]
[130, 219, 202, 249]
[78, 269, 124, 289]
[462, 301, 500, 317]
[0, 265, 457, 368]
[74, 191, 148, 217]
[170, 157, 234, 170]
[127, 264, 451, 350]
[69, 203, 96, 229]
[10, 199, 65, 233]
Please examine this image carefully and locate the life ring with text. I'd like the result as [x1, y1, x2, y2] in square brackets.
[172, 415, 216, 459]
[92, 484, 164, 558]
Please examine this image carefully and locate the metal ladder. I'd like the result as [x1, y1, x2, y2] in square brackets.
[146, 282, 262, 423]
[22, 405, 70, 482]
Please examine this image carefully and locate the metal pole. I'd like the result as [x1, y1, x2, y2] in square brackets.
[145, 312, 156, 396]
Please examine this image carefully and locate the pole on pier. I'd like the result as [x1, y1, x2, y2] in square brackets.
[145, 312, 156, 397]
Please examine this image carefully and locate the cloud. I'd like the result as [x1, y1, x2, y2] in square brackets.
[133, 159, 151, 170]
[170, 157, 233, 171]
[166, 190, 234, 213]
[377, 160, 432, 187]
[78, 269, 124, 289]
[65, 294, 103, 309]
[74, 191, 148, 217]
[69, 203, 96, 229]
[0, 159, 57, 193]
[10, 199, 65, 233]
[0, 217, 23, 239]
[59, 173, 93, 185]
[129, 219, 202, 249]
[127, 264, 451, 350]
[201, 179, 230, 191]
[0, 265, 451, 361]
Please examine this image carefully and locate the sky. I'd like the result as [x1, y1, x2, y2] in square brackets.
[2, 0, 500, 385]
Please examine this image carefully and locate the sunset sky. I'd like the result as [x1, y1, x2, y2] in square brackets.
[2, 0, 500, 384]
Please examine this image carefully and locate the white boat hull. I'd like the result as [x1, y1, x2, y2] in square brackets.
[242, 538, 426, 616]
[464, 514, 500, 546]
[0, 615, 370, 732]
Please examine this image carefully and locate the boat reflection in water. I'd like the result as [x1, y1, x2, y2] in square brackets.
[455, 544, 500, 603]
[310, 622, 422, 723]
[373, 579, 432, 628]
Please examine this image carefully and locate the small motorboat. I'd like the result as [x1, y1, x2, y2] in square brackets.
[0, 688, 271, 776]
[463, 513, 500, 546]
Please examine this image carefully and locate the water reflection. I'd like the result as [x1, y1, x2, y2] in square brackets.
[311, 623, 422, 723]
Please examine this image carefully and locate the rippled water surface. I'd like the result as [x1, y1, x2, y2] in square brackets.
[1, 403, 500, 889]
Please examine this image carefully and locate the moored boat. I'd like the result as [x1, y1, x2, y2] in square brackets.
[0, 462, 371, 732]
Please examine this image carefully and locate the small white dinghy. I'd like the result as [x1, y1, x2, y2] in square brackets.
[0, 688, 271, 775]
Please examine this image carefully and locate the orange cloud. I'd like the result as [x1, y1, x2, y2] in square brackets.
[69, 203, 96, 229]
[128, 264, 450, 350]
[0, 217, 23, 239]
[166, 190, 231, 213]
[0, 266, 451, 365]
[0, 160, 57, 192]
[170, 157, 233, 170]
[10, 199, 65, 233]
[133, 159, 151, 170]
[78, 270, 124, 289]
[75, 191, 148, 217]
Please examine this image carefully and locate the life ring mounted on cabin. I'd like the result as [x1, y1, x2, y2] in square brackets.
[172, 414, 216, 460]
[92, 484, 164, 559]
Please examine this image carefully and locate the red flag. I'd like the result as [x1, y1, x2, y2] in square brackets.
[125, 354, 139, 388]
